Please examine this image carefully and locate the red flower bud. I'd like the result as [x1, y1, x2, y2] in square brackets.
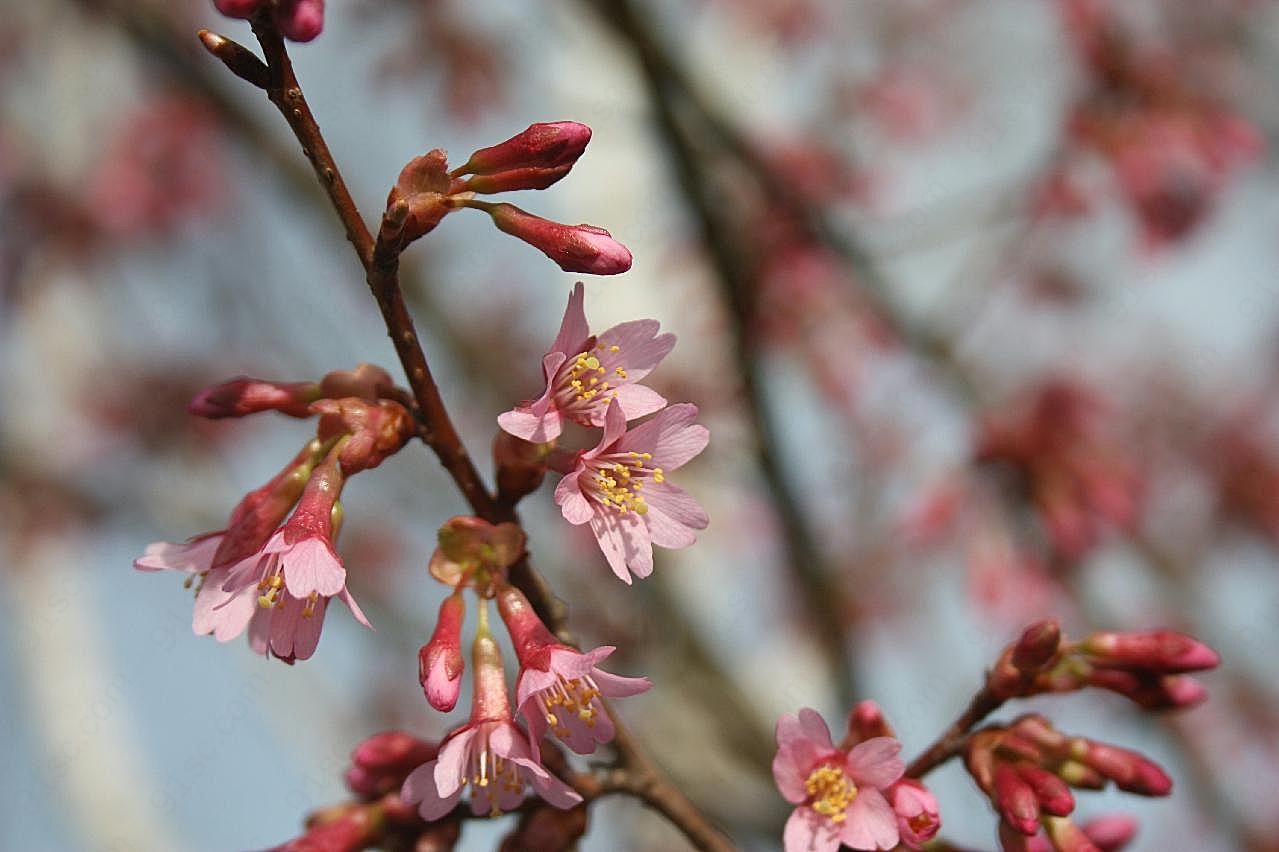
[1085, 668, 1208, 710]
[318, 364, 395, 401]
[345, 731, 439, 800]
[494, 430, 549, 505]
[458, 122, 592, 177]
[419, 590, 466, 712]
[483, 203, 632, 275]
[1080, 815, 1139, 851]
[994, 763, 1042, 835]
[189, 376, 321, 418]
[276, 0, 324, 43]
[1080, 630, 1220, 673]
[462, 164, 574, 195]
[1017, 764, 1075, 817]
[1013, 619, 1063, 671]
[1070, 739, 1172, 796]
[843, 699, 895, 747]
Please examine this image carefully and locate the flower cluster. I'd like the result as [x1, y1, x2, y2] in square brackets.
[967, 714, 1170, 850]
[379, 123, 632, 275]
[134, 364, 413, 661]
[985, 618, 1219, 711]
[500, 282, 710, 582]
[772, 704, 939, 852]
[213, 0, 325, 43]
[401, 518, 650, 821]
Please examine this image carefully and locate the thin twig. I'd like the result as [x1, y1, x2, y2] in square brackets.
[904, 685, 1002, 778]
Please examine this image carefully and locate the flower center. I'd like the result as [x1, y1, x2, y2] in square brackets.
[536, 674, 602, 739]
[256, 565, 320, 617]
[804, 763, 857, 823]
[562, 342, 623, 404]
[461, 741, 525, 817]
[590, 451, 664, 516]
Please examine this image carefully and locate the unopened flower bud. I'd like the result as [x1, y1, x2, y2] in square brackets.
[429, 516, 526, 591]
[1017, 764, 1075, 817]
[457, 122, 592, 177]
[189, 376, 321, 418]
[419, 590, 465, 712]
[483, 203, 632, 275]
[319, 364, 395, 401]
[1080, 630, 1220, 673]
[998, 820, 1039, 851]
[213, 0, 261, 16]
[276, 0, 324, 43]
[888, 778, 940, 849]
[994, 763, 1042, 836]
[1084, 668, 1208, 710]
[1069, 739, 1172, 796]
[345, 731, 439, 800]
[842, 699, 895, 748]
[494, 431, 549, 505]
[1014, 619, 1063, 670]
[1080, 815, 1139, 851]
[463, 165, 575, 195]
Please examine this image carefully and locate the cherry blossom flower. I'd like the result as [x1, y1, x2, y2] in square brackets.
[401, 609, 581, 819]
[888, 779, 940, 849]
[497, 584, 649, 759]
[554, 399, 709, 582]
[498, 282, 674, 443]
[773, 708, 905, 852]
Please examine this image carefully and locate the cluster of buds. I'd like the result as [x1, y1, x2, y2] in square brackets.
[772, 702, 940, 852]
[975, 379, 1143, 561]
[986, 618, 1219, 711]
[212, 0, 325, 43]
[402, 517, 650, 821]
[134, 364, 415, 661]
[966, 714, 1169, 851]
[378, 122, 632, 275]
[499, 282, 710, 582]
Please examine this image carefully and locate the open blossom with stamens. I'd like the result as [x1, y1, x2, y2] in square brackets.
[497, 584, 649, 759]
[773, 708, 905, 852]
[498, 282, 675, 443]
[554, 399, 709, 582]
[215, 446, 370, 662]
[401, 609, 581, 819]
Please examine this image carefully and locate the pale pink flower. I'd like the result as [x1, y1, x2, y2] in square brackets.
[888, 779, 941, 849]
[773, 708, 905, 852]
[497, 584, 649, 759]
[554, 399, 709, 582]
[498, 282, 674, 443]
[401, 619, 581, 819]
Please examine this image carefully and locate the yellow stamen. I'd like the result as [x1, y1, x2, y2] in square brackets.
[804, 764, 858, 823]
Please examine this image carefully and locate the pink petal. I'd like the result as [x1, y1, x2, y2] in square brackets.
[608, 382, 668, 423]
[839, 788, 899, 851]
[433, 728, 478, 797]
[497, 407, 562, 443]
[784, 807, 841, 852]
[617, 403, 709, 469]
[797, 708, 837, 751]
[589, 509, 653, 581]
[549, 283, 590, 356]
[134, 535, 222, 573]
[247, 607, 271, 655]
[405, 759, 463, 821]
[590, 668, 651, 699]
[338, 587, 373, 629]
[554, 474, 594, 525]
[524, 765, 583, 809]
[845, 737, 904, 789]
[583, 398, 628, 460]
[596, 320, 675, 377]
[268, 595, 303, 658]
[282, 537, 346, 598]
[288, 598, 327, 661]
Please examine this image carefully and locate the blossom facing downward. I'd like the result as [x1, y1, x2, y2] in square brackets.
[498, 282, 675, 443]
[419, 590, 466, 712]
[497, 584, 650, 759]
[401, 611, 582, 819]
[773, 709, 905, 852]
[554, 400, 709, 582]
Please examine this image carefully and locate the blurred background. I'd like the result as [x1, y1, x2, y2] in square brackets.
[3, 0, 1279, 849]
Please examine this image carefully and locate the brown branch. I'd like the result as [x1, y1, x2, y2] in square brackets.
[904, 685, 1002, 779]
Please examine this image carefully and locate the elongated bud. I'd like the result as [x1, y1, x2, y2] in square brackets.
[189, 376, 321, 418]
[1017, 764, 1075, 817]
[1014, 619, 1063, 670]
[998, 820, 1039, 851]
[483, 203, 632, 275]
[419, 591, 466, 712]
[1085, 668, 1208, 710]
[1069, 739, 1172, 796]
[270, 804, 378, 852]
[457, 122, 592, 176]
[494, 431, 549, 505]
[345, 731, 439, 800]
[1080, 815, 1138, 851]
[1043, 816, 1103, 852]
[1080, 630, 1220, 673]
[197, 30, 269, 88]
[276, 0, 325, 43]
[994, 763, 1042, 836]
[463, 165, 575, 194]
[495, 583, 561, 671]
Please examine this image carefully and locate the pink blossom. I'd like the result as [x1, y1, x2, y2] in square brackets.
[401, 618, 581, 819]
[498, 282, 675, 443]
[554, 400, 709, 582]
[497, 584, 649, 759]
[888, 779, 940, 849]
[773, 708, 905, 852]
